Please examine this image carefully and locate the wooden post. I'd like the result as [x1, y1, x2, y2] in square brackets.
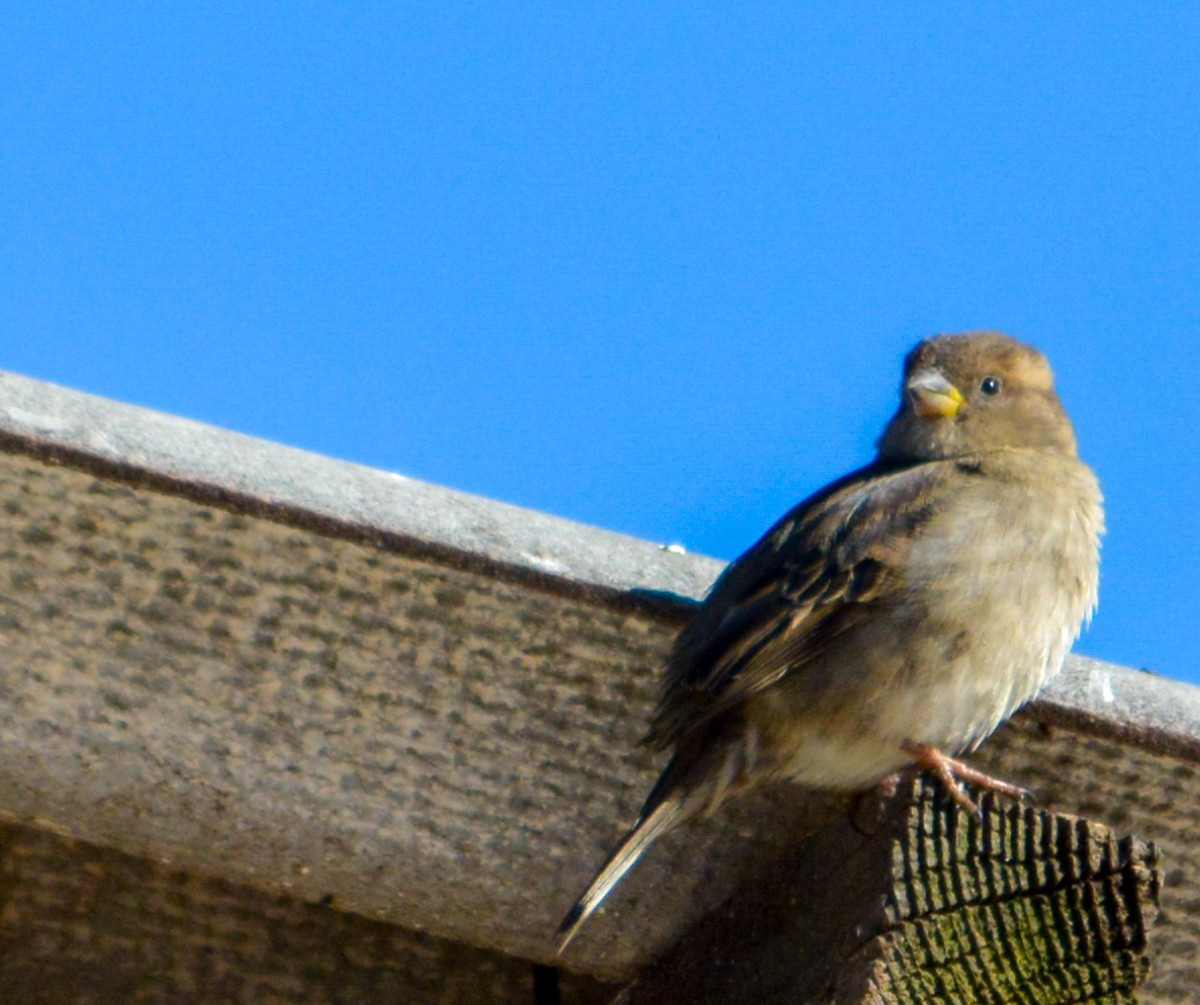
[617, 780, 1160, 1005]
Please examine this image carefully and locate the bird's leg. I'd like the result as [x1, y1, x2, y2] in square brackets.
[900, 740, 1032, 819]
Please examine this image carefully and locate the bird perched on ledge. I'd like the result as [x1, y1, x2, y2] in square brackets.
[557, 331, 1103, 950]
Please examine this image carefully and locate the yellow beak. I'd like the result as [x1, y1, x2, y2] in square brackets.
[907, 369, 964, 418]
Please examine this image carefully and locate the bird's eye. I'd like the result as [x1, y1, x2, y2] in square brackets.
[979, 376, 1002, 396]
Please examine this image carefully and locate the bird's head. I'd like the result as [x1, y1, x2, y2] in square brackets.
[876, 331, 1078, 462]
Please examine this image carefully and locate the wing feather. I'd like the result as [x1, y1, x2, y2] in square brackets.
[648, 459, 956, 746]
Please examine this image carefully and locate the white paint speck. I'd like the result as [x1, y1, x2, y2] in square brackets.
[82, 429, 117, 454]
[1101, 673, 1115, 703]
[524, 554, 569, 575]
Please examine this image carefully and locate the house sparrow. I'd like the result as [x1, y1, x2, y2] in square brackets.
[557, 331, 1103, 949]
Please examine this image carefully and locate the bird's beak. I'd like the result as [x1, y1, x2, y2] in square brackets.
[907, 369, 964, 418]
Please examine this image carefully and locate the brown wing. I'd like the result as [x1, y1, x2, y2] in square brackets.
[648, 458, 959, 747]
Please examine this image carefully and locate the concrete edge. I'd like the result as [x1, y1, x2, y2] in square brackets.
[0, 370, 723, 617]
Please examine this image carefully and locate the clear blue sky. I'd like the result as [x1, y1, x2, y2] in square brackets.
[2, 7, 1197, 684]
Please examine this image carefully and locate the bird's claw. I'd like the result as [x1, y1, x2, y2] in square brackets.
[899, 740, 1033, 819]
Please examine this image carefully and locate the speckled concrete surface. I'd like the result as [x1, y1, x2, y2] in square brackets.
[0, 821, 615, 1005]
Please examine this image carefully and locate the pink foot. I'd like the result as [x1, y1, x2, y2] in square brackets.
[900, 740, 1032, 818]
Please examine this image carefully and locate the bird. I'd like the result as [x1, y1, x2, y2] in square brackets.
[556, 331, 1103, 950]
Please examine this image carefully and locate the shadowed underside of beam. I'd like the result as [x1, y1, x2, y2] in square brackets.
[0, 819, 616, 1005]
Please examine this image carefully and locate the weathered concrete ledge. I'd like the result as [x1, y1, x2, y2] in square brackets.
[0, 371, 1195, 999]
[0, 371, 722, 608]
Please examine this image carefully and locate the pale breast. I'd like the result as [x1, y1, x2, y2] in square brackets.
[770, 449, 1102, 791]
[894, 451, 1102, 751]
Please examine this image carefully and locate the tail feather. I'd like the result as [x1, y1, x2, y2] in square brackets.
[555, 798, 681, 952]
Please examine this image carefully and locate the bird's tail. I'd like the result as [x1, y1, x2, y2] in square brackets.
[555, 797, 682, 952]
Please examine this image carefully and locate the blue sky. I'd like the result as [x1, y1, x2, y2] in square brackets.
[2, 6, 1197, 684]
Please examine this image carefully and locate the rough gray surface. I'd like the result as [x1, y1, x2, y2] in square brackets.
[0, 455, 678, 963]
[0, 371, 1196, 997]
[0, 370, 721, 604]
[0, 821, 615, 1005]
[1036, 655, 1200, 761]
